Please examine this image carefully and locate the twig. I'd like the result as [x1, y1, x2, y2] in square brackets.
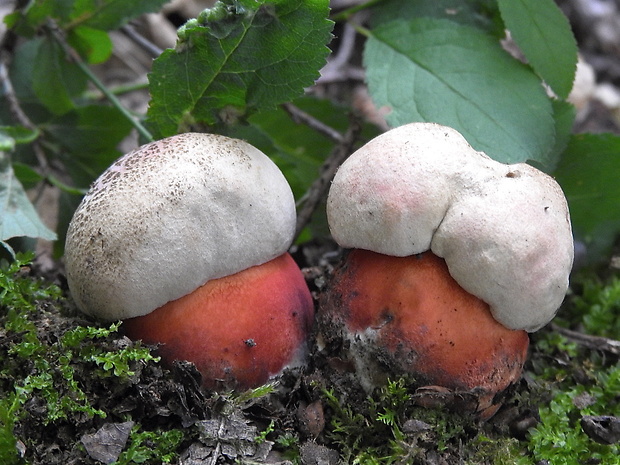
[318, 19, 365, 84]
[47, 21, 154, 143]
[294, 115, 362, 239]
[551, 323, 620, 355]
[120, 24, 164, 58]
[329, 20, 357, 69]
[281, 103, 344, 143]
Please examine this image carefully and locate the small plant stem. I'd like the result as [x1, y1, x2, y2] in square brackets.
[47, 23, 154, 143]
[47, 174, 88, 195]
[75, 61, 154, 143]
[82, 78, 149, 101]
[120, 25, 164, 58]
[351, 23, 372, 39]
[331, 0, 386, 22]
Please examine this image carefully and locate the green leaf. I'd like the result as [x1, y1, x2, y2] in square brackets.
[12, 163, 44, 190]
[76, 0, 171, 31]
[33, 37, 86, 115]
[68, 26, 113, 64]
[7, 0, 169, 32]
[232, 97, 380, 199]
[553, 133, 620, 263]
[497, 0, 577, 99]
[33, 38, 74, 115]
[371, 0, 502, 33]
[364, 17, 555, 167]
[146, 0, 333, 138]
[8, 39, 41, 104]
[0, 127, 39, 152]
[4, 1, 55, 37]
[540, 99, 576, 173]
[0, 153, 57, 242]
[46, 105, 134, 186]
[47, 105, 134, 154]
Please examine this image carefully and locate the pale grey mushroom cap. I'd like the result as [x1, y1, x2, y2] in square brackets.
[327, 123, 574, 332]
[65, 133, 296, 321]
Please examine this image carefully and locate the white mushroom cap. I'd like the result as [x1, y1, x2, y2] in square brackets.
[327, 123, 574, 332]
[65, 133, 296, 321]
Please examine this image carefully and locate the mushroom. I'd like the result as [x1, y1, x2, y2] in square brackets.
[65, 133, 314, 391]
[320, 123, 574, 418]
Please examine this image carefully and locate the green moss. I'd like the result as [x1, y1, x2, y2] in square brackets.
[528, 365, 620, 464]
[321, 378, 492, 464]
[113, 425, 184, 465]
[466, 435, 530, 465]
[0, 254, 163, 464]
[571, 276, 620, 339]
[524, 275, 620, 465]
[274, 431, 301, 464]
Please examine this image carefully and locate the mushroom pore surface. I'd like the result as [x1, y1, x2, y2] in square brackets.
[65, 133, 296, 321]
[327, 123, 574, 332]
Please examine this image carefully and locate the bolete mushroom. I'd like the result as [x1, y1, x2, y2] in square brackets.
[65, 133, 314, 391]
[320, 123, 574, 418]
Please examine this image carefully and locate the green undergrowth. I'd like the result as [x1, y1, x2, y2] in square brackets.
[521, 274, 620, 464]
[318, 360, 619, 465]
[316, 274, 620, 465]
[113, 425, 184, 465]
[0, 253, 163, 464]
[565, 274, 620, 340]
[528, 365, 620, 464]
[320, 378, 530, 465]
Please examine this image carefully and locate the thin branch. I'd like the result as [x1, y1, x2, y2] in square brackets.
[47, 22, 154, 143]
[318, 20, 365, 85]
[281, 103, 344, 143]
[330, 20, 358, 69]
[120, 24, 164, 58]
[551, 323, 620, 355]
[317, 65, 365, 84]
[331, 0, 387, 22]
[82, 77, 149, 101]
[294, 115, 362, 239]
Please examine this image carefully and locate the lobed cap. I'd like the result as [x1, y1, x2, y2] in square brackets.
[327, 123, 574, 331]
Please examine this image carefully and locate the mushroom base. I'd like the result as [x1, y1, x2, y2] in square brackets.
[317, 249, 529, 419]
[123, 252, 314, 391]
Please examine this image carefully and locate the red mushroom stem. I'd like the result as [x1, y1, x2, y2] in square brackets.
[123, 252, 314, 391]
[319, 249, 529, 418]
